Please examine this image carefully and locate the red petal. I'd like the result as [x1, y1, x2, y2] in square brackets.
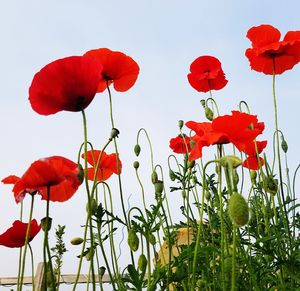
[243, 156, 264, 170]
[2, 175, 20, 184]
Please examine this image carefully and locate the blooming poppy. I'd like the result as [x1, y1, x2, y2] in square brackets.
[82, 150, 122, 182]
[0, 219, 41, 248]
[169, 135, 192, 154]
[29, 56, 103, 115]
[245, 24, 300, 74]
[2, 156, 83, 203]
[187, 56, 228, 93]
[212, 111, 264, 152]
[84, 48, 140, 92]
[242, 140, 267, 170]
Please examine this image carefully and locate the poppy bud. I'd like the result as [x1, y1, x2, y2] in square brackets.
[149, 233, 156, 245]
[154, 180, 164, 194]
[70, 237, 84, 245]
[86, 198, 98, 216]
[85, 248, 94, 261]
[138, 254, 147, 272]
[110, 128, 120, 139]
[178, 120, 184, 130]
[169, 169, 176, 181]
[281, 138, 288, 153]
[190, 139, 196, 148]
[200, 99, 206, 108]
[205, 190, 211, 200]
[187, 159, 195, 169]
[220, 156, 242, 169]
[205, 106, 214, 121]
[134, 144, 141, 156]
[133, 161, 139, 169]
[151, 170, 158, 184]
[99, 266, 106, 277]
[41, 217, 52, 232]
[127, 229, 139, 252]
[266, 176, 278, 195]
[77, 163, 84, 183]
[228, 192, 249, 227]
[250, 170, 257, 182]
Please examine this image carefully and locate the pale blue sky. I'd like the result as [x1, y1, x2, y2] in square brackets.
[1, 0, 300, 282]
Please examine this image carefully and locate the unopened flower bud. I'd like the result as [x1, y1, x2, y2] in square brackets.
[190, 139, 196, 148]
[250, 170, 257, 182]
[133, 161, 139, 169]
[228, 192, 249, 227]
[266, 176, 278, 195]
[205, 190, 211, 200]
[281, 138, 288, 153]
[220, 156, 242, 169]
[99, 266, 106, 277]
[70, 237, 84, 245]
[178, 120, 184, 130]
[138, 254, 147, 272]
[86, 198, 98, 216]
[134, 144, 141, 156]
[77, 163, 84, 183]
[41, 217, 52, 232]
[110, 128, 120, 139]
[151, 170, 158, 184]
[149, 233, 156, 245]
[154, 180, 164, 194]
[200, 99, 206, 108]
[205, 106, 214, 121]
[187, 159, 195, 169]
[85, 248, 94, 261]
[169, 169, 176, 181]
[127, 229, 139, 252]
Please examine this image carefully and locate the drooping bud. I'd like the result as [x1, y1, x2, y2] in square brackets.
[205, 190, 211, 200]
[220, 156, 242, 169]
[41, 217, 52, 232]
[187, 159, 195, 169]
[70, 237, 84, 245]
[154, 180, 164, 194]
[151, 170, 158, 184]
[169, 169, 176, 181]
[99, 266, 106, 277]
[127, 229, 139, 252]
[178, 120, 184, 130]
[149, 233, 156, 245]
[133, 161, 140, 169]
[86, 198, 98, 216]
[190, 139, 196, 148]
[110, 128, 120, 139]
[200, 99, 206, 108]
[138, 254, 147, 272]
[281, 138, 288, 153]
[250, 170, 257, 183]
[228, 192, 249, 227]
[85, 248, 94, 261]
[134, 144, 141, 156]
[205, 106, 214, 121]
[77, 163, 84, 183]
[266, 175, 278, 195]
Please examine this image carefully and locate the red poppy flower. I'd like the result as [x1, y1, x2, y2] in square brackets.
[84, 48, 140, 92]
[212, 111, 264, 152]
[169, 135, 192, 154]
[242, 140, 267, 170]
[82, 150, 122, 182]
[0, 219, 41, 248]
[187, 56, 228, 93]
[245, 24, 300, 74]
[29, 56, 103, 115]
[2, 156, 83, 203]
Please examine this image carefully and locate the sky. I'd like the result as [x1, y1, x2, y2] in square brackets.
[1, 0, 300, 287]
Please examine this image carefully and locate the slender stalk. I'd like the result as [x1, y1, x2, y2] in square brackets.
[231, 224, 237, 291]
[28, 244, 35, 291]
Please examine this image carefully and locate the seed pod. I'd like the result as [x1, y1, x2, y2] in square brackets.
[70, 237, 84, 245]
[228, 192, 249, 227]
[133, 161, 139, 169]
[220, 156, 242, 169]
[134, 144, 141, 156]
[127, 229, 139, 252]
[154, 180, 164, 194]
[205, 106, 214, 121]
[138, 254, 147, 272]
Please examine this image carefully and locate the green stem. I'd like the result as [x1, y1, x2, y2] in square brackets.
[231, 224, 237, 291]
[28, 244, 35, 291]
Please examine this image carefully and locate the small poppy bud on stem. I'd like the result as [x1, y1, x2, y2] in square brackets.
[205, 190, 211, 200]
[154, 180, 164, 194]
[187, 159, 195, 169]
[178, 120, 184, 130]
[70, 237, 84, 245]
[151, 170, 158, 184]
[134, 144, 141, 156]
[220, 156, 242, 169]
[86, 198, 98, 216]
[200, 99, 206, 108]
[266, 175, 278, 195]
[110, 128, 120, 139]
[250, 170, 257, 183]
[41, 217, 52, 232]
[281, 137, 288, 153]
[169, 169, 176, 181]
[228, 192, 249, 227]
[133, 161, 139, 169]
[205, 106, 214, 121]
[127, 229, 139, 252]
[138, 254, 147, 272]
[99, 266, 106, 277]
